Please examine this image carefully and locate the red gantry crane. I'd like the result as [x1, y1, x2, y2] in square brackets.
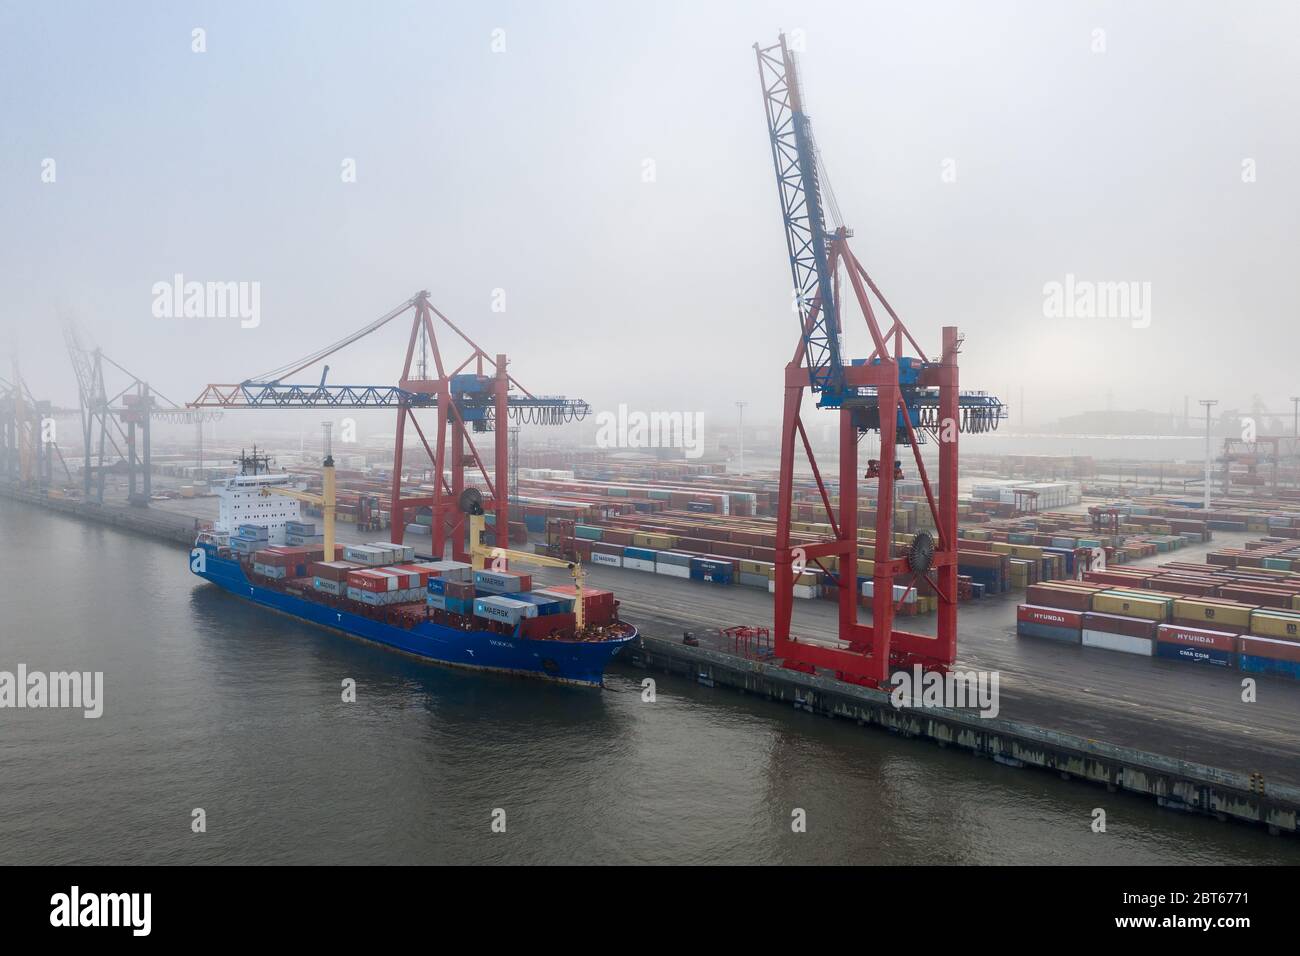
[189, 291, 588, 562]
[754, 34, 1004, 686]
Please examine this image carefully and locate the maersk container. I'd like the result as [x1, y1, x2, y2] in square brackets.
[1155, 642, 1235, 668]
[590, 551, 621, 568]
[313, 577, 344, 596]
[344, 545, 389, 566]
[253, 562, 287, 579]
[473, 570, 530, 593]
[473, 595, 538, 626]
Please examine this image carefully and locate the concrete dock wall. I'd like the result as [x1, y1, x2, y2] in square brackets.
[625, 635, 1299, 836]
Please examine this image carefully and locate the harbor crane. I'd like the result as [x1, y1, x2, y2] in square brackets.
[755, 34, 1005, 686]
[190, 291, 588, 563]
[64, 323, 221, 505]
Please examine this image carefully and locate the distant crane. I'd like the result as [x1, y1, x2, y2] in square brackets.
[63, 322, 220, 505]
[189, 290, 587, 563]
[754, 34, 1005, 686]
[0, 363, 74, 489]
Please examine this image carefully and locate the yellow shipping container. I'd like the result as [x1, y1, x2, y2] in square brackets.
[763, 567, 820, 586]
[1172, 599, 1254, 630]
[1092, 592, 1170, 621]
[1248, 610, 1300, 640]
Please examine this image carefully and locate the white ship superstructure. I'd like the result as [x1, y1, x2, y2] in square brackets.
[214, 473, 303, 545]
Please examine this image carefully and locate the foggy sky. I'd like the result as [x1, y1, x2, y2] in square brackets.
[2, 0, 1297, 439]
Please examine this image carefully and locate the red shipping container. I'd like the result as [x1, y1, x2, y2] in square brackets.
[1025, 583, 1100, 612]
[1156, 624, 1237, 653]
[1017, 605, 1083, 629]
[390, 564, 432, 587]
[1238, 634, 1300, 663]
[1082, 612, 1157, 640]
[347, 569, 399, 592]
[309, 560, 362, 582]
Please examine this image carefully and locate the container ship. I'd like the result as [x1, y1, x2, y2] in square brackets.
[190, 458, 637, 687]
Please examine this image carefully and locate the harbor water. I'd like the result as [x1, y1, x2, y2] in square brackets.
[1, 499, 1296, 865]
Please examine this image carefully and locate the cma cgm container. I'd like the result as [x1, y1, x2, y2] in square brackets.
[690, 556, 735, 584]
[1016, 604, 1082, 643]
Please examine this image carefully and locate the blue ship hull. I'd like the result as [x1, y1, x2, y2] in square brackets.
[190, 546, 636, 687]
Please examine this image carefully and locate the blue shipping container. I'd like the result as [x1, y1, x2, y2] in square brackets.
[1016, 622, 1080, 643]
[1155, 642, 1235, 668]
[623, 547, 657, 561]
[1239, 654, 1300, 681]
[689, 568, 733, 584]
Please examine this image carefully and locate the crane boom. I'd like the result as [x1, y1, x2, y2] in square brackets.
[755, 34, 845, 400]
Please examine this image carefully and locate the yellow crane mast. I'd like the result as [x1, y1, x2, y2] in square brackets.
[464, 493, 588, 631]
[260, 424, 337, 561]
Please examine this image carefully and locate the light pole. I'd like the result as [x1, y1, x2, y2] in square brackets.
[1198, 399, 1217, 511]
[735, 401, 748, 475]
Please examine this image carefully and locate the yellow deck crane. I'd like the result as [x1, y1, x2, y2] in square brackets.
[461, 488, 589, 631]
[261, 422, 337, 561]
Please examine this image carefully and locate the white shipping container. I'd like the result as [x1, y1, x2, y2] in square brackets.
[415, 560, 473, 582]
[768, 581, 818, 599]
[590, 552, 621, 568]
[860, 581, 918, 604]
[623, 557, 656, 572]
[1082, 629, 1153, 656]
[655, 564, 690, 578]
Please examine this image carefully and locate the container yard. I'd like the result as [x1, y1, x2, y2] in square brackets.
[3, 2, 1298, 910]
